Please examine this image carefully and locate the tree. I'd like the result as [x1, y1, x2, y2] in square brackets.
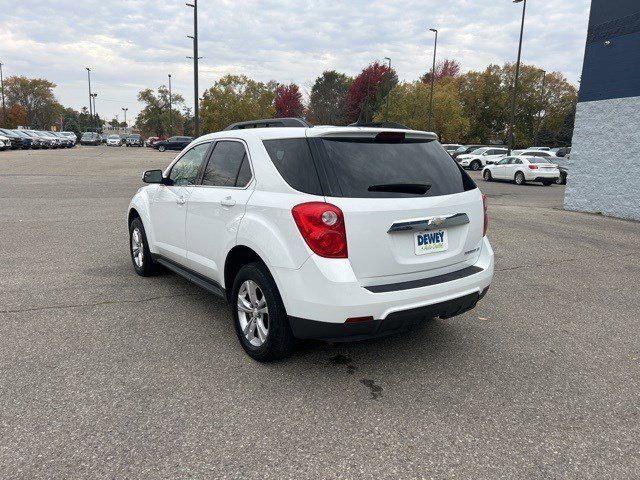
[420, 59, 461, 83]
[4, 76, 61, 128]
[135, 85, 186, 137]
[274, 83, 305, 118]
[200, 75, 276, 133]
[374, 79, 468, 142]
[6, 104, 26, 128]
[555, 105, 576, 146]
[535, 124, 554, 147]
[344, 62, 398, 124]
[308, 71, 352, 125]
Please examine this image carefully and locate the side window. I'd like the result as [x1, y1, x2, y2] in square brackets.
[169, 142, 210, 186]
[201, 141, 252, 187]
[262, 138, 323, 195]
[514, 159, 523, 164]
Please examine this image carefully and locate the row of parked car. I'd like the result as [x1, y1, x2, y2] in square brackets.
[442, 143, 571, 185]
[77, 133, 194, 152]
[0, 129, 77, 150]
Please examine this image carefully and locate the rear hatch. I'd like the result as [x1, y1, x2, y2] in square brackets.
[307, 129, 484, 284]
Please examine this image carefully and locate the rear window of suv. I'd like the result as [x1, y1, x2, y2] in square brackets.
[263, 137, 476, 198]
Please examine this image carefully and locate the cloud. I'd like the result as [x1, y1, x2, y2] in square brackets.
[0, 0, 590, 121]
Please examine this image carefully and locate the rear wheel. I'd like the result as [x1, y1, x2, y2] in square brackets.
[158, 145, 166, 152]
[231, 262, 294, 362]
[542, 180, 553, 186]
[514, 171, 526, 185]
[470, 160, 482, 171]
[483, 170, 492, 181]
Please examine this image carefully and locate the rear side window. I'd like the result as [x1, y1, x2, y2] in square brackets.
[262, 139, 323, 195]
[201, 141, 252, 187]
[319, 138, 476, 198]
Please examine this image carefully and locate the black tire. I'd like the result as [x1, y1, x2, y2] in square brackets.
[470, 160, 482, 171]
[542, 180, 553, 186]
[231, 262, 295, 362]
[483, 169, 492, 181]
[514, 171, 526, 185]
[556, 172, 567, 185]
[158, 145, 166, 152]
[129, 217, 157, 276]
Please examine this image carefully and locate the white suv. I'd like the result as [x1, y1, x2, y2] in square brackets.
[457, 147, 508, 171]
[127, 119, 494, 361]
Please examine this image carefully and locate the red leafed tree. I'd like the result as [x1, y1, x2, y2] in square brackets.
[274, 83, 305, 118]
[420, 58, 461, 83]
[345, 61, 397, 124]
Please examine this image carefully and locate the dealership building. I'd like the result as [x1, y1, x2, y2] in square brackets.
[564, 0, 640, 221]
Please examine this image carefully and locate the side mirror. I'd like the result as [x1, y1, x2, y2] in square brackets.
[142, 169, 172, 185]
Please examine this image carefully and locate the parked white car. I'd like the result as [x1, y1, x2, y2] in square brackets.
[0, 135, 8, 151]
[457, 147, 508, 170]
[127, 121, 494, 361]
[107, 134, 122, 146]
[442, 143, 463, 155]
[482, 156, 560, 185]
[60, 131, 78, 145]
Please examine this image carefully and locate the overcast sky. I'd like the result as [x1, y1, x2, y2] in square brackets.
[0, 0, 591, 122]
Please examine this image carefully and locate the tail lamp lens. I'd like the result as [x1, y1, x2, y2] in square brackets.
[482, 193, 488, 237]
[528, 165, 538, 170]
[292, 202, 348, 258]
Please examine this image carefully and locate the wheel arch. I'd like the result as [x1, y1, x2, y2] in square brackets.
[224, 245, 268, 303]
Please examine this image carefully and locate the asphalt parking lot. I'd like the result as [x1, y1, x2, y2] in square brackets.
[1, 146, 639, 479]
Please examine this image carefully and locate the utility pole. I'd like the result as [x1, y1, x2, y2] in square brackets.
[536, 69, 546, 144]
[86, 67, 93, 130]
[186, 0, 200, 137]
[0, 62, 6, 127]
[384, 57, 391, 121]
[507, 0, 527, 155]
[122, 107, 128, 130]
[428, 28, 438, 131]
[168, 74, 173, 136]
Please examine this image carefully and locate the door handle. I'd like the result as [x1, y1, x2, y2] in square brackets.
[176, 196, 186, 205]
[220, 196, 236, 207]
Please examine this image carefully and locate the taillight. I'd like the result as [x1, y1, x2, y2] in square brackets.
[528, 165, 538, 170]
[482, 194, 488, 237]
[292, 202, 348, 258]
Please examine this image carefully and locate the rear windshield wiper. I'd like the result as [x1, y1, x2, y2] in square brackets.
[367, 183, 432, 194]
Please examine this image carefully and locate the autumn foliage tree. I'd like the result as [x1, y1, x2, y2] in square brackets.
[308, 70, 352, 125]
[274, 83, 305, 118]
[344, 62, 398, 123]
[420, 59, 461, 83]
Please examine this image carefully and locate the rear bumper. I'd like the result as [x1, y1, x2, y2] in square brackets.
[272, 236, 494, 336]
[290, 289, 487, 341]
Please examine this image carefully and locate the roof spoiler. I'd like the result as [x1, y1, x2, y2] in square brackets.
[224, 117, 313, 130]
[347, 121, 410, 130]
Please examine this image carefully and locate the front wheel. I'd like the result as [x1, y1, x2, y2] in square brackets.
[556, 172, 567, 185]
[483, 170, 492, 181]
[231, 262, 294, 362]
[158, 145, 166, 152]
[514, 171, 526, 185]
[542, 180, 553, 186]
[129, 218, 157, 276]
[470, 160, 482, 171]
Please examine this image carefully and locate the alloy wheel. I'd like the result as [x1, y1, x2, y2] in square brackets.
[237, 280, 269, 347]
[131, 228, 144, 268]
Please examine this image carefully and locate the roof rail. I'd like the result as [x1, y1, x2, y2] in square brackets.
[347, 121, 410, 130]
[223, 117, 313, 131]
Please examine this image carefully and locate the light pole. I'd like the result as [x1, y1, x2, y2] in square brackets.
[122, 107, 128, 130]
[91, 93, 98, 131]
[384, 57, 391, 120]
[0, 62, 6, 127]
[186, 0, 200, 137]
[168, 74, 173, 136]
[536, 69, 546, 144]
[507, 0, 527, 155]
[86, 67, 93, 129]
[427, 28, 438, 131]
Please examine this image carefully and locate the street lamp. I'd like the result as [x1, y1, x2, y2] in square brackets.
[91, 93, 98, 130]
[0, 62, 6, 128]
[384, 57, 391, 120]
[428, 28, 438, 132]
[186, 0, 200, 137]
[507, 0, 527, 155]
[168, 74, 172, 136]
[122, 107, 128, 130]
[86, 67, 93, 126]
